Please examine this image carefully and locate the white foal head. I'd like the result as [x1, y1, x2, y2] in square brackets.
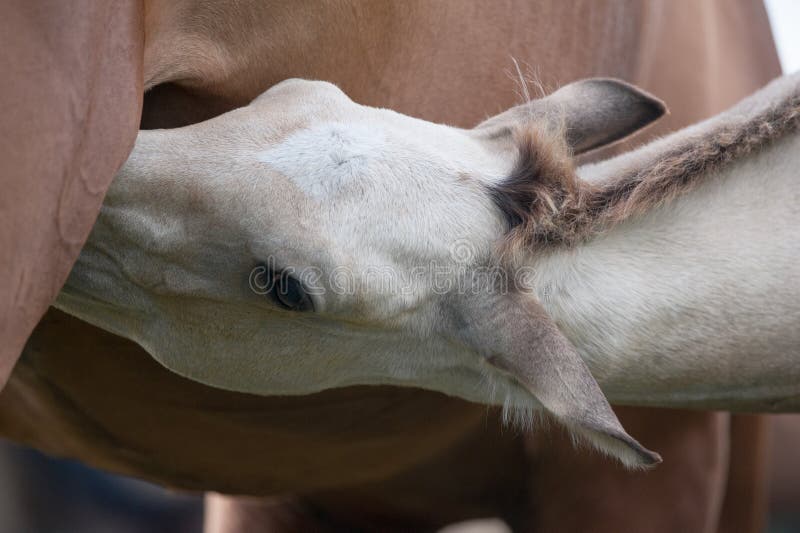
[59, 78, 665, 466]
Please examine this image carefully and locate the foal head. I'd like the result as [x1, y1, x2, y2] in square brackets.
[61, 78, 665, 466]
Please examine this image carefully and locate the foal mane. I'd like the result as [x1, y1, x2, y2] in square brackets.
[491, 90, 800, 254]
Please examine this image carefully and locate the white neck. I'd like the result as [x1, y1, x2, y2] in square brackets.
[531, 131, 800, 411]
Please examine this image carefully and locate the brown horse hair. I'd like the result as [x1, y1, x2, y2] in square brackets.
[490, 92, 800, 258]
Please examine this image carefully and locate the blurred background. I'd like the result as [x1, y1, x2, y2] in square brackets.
[765, 0, 800, 74]
[0, 442, 202, 532]
[1, 1, 798, 532]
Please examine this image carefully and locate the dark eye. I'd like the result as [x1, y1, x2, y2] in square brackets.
[271, 271, 313, 312]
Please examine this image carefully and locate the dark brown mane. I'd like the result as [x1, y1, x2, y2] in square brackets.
[488, 128, 590, 249]
[491, 92, 800, 253]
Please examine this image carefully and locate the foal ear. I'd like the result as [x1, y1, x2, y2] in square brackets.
[475, 78, 667, 154]
[453, 292, 661, 468]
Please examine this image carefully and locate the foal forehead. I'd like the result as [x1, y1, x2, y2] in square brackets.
[252, 88, 484, 194]
[243, 79, 513, 240]
[256, 121, 390, 201]
[253, 113, 507, 216]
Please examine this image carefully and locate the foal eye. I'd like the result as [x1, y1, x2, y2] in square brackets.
[271, 271, 313, 312]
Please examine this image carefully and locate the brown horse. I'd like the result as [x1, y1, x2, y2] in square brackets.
[0, 1, 781, 531]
